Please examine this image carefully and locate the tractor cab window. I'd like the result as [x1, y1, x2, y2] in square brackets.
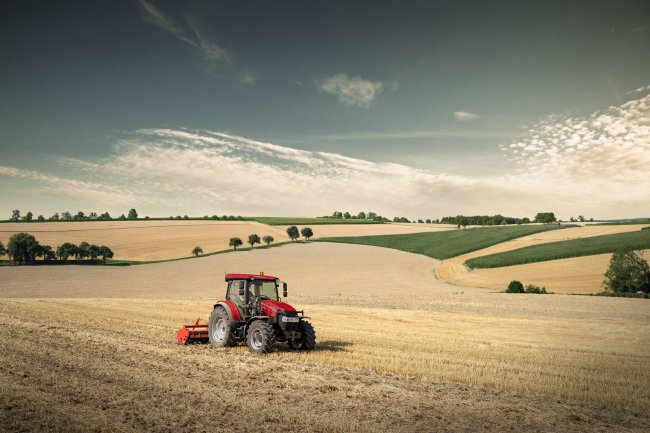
[227, 280, 246, 304]
[250, 280, 278, 301]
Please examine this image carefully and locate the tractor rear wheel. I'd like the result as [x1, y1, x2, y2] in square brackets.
[288, 321, 316, 351]
[208, 307, 236, 348]
[246, 320, 276, 354]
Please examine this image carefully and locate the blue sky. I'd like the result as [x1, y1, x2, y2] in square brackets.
[0, 0, 649, 219]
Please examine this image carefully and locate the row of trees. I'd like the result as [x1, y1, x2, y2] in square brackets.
[9, 209, 138, 222]
[328, 211, 389, 222]
[0, 233, 114, 265]
[227, 234, 276, 251]
[569, 215, 594, 222]
[226, 227, 314, 251]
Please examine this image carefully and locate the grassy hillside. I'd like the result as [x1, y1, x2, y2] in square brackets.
[319, 224, 572, 260]
[466, 229, 650, 269]
[253, 217, 383, 225]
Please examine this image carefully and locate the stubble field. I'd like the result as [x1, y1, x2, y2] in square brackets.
[1, 239, 649, 432]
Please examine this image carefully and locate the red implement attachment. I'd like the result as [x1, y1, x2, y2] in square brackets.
[176, 318, 209, 344]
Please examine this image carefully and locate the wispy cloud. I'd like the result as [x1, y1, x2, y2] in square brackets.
[453, 111, 480, 121]
[137, 0, 250, 82]
[0, 86, 648, 218]
[317, 73, 384, 107]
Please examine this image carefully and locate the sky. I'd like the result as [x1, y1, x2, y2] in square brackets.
[0, 0, 649, 220]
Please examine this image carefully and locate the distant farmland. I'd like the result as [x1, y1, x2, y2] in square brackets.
[253, 216, 384, 225]
[319, 224, 574, 260]
[466, 228, 650, 269]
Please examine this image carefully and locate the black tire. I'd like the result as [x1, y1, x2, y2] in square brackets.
[208, 307, 236, 348]
[246, 320, 276, 354]
[288, 321, 316, 351]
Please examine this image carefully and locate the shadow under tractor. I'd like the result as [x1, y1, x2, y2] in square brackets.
[176, 273, 316, 354]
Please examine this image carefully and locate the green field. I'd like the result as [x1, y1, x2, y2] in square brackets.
[253, 217, 383, 225]
[466, 229, 650, 269]
[593, 219, 650, 226]
[318, 224, 573, 260]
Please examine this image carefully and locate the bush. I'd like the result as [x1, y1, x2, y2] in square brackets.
[506, 280, 524, 293]
[300, 227, 314, 240]
[192, 246, 203, 256]
[525, 284, 548, 294]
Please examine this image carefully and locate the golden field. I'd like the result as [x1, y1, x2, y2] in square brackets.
[0, 220, 290, 261]
[1, 235, 649, 432]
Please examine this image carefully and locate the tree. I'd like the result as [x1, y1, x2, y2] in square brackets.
[343, 212, 351, 219]
[24, 211, 33, 222]
[78, 242, 90, 260]
[229, 237, 243, 250]
[603, 249, 650, 293]
[88, 244, 101, 261]
[286, 226, 300, 241]
[7, 233, 40, 264]
[506, 280, 525, 293]
[521, 217, 531, 224]
[49, 212, 60, 221]
[99, 212, 111, 220]
[74, 211, 86, 221]
[0, 241, 6, 257]
[10, 209, 21, 221]
[357, 211, 366, 220]
[127, 208, 138, 220]
[183, 215, 189, 220]
[301, 227, 314, 240]
[38, 245, 56, 261]
[37, 215, 45, 221]
[262, 235, 274, 246]
[248, 234, 261, 249]
[118, 214, 126, 221]
[425, 219, 431, 224]
[192, 246, 203, 256]
[98, 246, 113, 263]
[56, 243, 77, 262]
[88, 212, 98, 220]
[534, 212, 556, 224]
[61, 211, 72, 221]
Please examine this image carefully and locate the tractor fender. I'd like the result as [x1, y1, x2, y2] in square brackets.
[213, 300, 241, 322]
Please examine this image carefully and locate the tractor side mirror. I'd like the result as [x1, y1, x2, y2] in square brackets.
[238, 281, 245, 296]
[282, 282, 288, 297]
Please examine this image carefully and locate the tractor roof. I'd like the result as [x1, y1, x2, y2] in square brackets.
[225, 273, 278, 281]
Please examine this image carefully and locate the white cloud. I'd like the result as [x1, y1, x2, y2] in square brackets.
[317, 73, 384, 107]
[453, 111, 480, 122]
[0, 86, 648, 219]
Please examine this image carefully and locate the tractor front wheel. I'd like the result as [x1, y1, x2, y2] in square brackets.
[246, 320, 276, 354]
[208, 307, 236, 348]
[289, 321, 316, 351]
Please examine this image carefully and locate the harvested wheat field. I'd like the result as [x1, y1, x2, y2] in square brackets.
[278, 222, 457, 238]
[0, 220, 290, 261]
[1, 243, 649, 432]
[436, 224, 649, 293]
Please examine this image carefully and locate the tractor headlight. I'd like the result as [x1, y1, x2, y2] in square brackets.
[281, 316, 299, 323]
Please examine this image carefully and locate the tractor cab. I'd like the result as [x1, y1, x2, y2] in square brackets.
[224, 273, 287, 318]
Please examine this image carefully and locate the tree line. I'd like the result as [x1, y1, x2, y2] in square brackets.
[0, 233, 114, 265]
[327, 211, 389, 222]
[440, 212, 562, 228]
[7, 208, 251, 222]
[225, 226, 314, 251]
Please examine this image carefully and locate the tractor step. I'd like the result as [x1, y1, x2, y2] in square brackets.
[176, 318, 209, 344]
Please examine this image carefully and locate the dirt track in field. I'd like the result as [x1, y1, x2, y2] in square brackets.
[0, 220, 291, 261]
[435, 224, 649, 293]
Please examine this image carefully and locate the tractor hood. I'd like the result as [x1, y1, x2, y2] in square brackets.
[260, 300, 296, 317]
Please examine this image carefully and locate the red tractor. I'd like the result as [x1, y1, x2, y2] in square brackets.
[176, 273, 316, 354]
